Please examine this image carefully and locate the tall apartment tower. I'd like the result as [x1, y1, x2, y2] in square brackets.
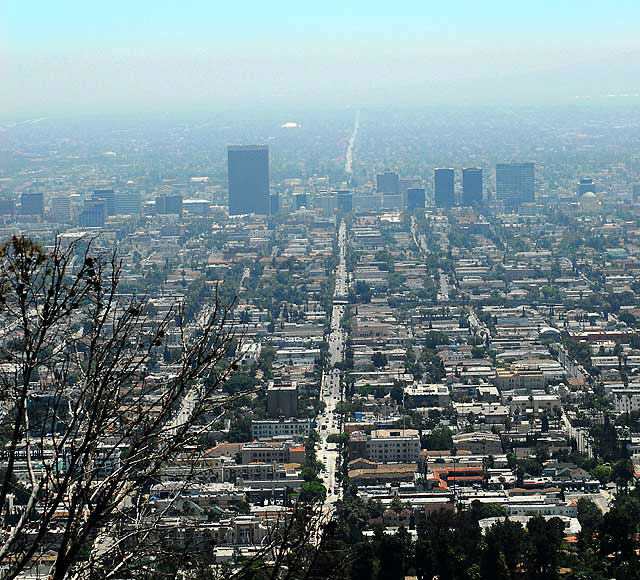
[267, 382, 298, 418]
[20, 192, 44, 217]
[462, 168, 483, 205]
[496, 162, 535, 206]
[227, 145, 270, 215]
[434, 168, 455, 208]
[376, 171, 400, 194]
[406, 188, 426, 210]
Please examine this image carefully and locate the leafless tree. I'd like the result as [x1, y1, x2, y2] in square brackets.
[165, 499, 353, 580]
[0, 235, 247, 579]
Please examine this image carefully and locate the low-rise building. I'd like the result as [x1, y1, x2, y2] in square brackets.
[404, 383, 450, 408]
[452, 432, 502, 455]
[509, 394, 562, 415]
[251, 418, 312, 441]
[348, 429, 421, 463]
[495, 370, 546, 390]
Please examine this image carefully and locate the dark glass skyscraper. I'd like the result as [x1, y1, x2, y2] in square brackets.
[496, 162, 535, 206]
[79, 199, 106, 227]
[20, 192, 44, 217]
[228, 145, 269, 215]
[336, 190, 353, 212]
[406, 188, 426, 210]
[155, 194, 183, 215]
[376, 171, 400, 194]
[269, 194, 280, 215]
[462, 168, 483, 205]
[434, 168, 455, 208]
[293, 193, 308, 209]
[93, 189, 116, 216]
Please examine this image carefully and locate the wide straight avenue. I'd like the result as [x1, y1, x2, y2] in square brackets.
[318, 221, 349, 514]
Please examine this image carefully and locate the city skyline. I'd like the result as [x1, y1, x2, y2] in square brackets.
[3, 3, 640, 578]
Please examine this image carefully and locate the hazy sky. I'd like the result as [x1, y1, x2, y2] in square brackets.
[3, 0, 640, 116]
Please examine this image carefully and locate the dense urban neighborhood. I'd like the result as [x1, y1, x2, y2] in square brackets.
[2, 107, 640, 579]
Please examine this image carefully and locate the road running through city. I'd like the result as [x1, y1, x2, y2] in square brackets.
[317, 220, 349, 517]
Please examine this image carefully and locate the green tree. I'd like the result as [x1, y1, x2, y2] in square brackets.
[480, 535, 512, 580]
[390, 384, 404, 404]
[424, 426, 454, 450]
[576, 497, 603, 551]
[619, 311, 637, 326]
[598, 493, 640, 570]
[471, 346, 486, 359]
[299, 481, 326, 504]
[611, 459, 635, 492]
[376, 528, 410, 580]
[351, 542, 375, 580]
[591, 464, 611, 484]
[541, 411, 550, 433]
[482, 519, 527, 578]
[424, 331, 450, 349]
[525, 515, 564, 580]
[372, 351, 388, 368]
[470, 500, 507, 520]
[327, 432, 350, 445]
[414, 533, 436, 580]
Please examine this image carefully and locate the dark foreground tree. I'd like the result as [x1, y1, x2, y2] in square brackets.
[0, 236, 251, 579]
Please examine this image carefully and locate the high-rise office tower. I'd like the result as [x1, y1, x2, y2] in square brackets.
[382, 192, 403, 210]
[406, 188, 426, 210]
[79, 200, 106, 228]
[50, 196, 72, 222]
[269, 194, 280, 215]
[434, 168, 455, 208]
[0, 199, 16, 216]
[293, 193, 308, 209]
[20, 192, 44, 217]
[496, 162, 535, 206]
[155, 194, 183, 215]
[577, 178, 596, 196]
[166, 195, 183, 215]
[336, 190, 353, 212]
[115, 192, 142, 215]
[93, 189, 116, 216]
[353, 194, 381, 212]
[462, 168, 483, 205]
[183, 199, 210, 216]
[155, 195, 166, 214]
[227, 145, 270, 215]
[315, 192, 335, 214]
[376, 171, 400, 194]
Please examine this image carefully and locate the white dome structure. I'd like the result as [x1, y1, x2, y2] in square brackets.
[579, 191, 601, 211]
